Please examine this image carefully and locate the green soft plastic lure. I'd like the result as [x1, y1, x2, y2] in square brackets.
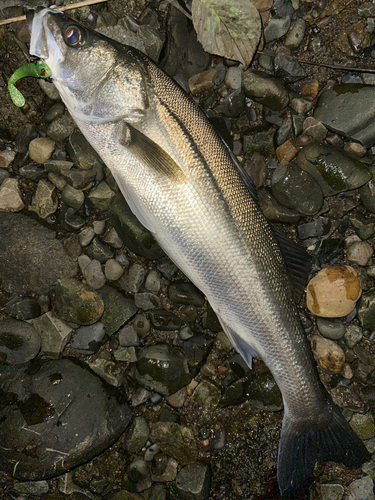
[8, 61, 52, 107]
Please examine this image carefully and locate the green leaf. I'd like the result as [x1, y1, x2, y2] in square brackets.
[192, 0, 261, 68]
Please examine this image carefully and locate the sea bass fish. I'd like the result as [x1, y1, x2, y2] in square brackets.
[28, 8, 370, 495]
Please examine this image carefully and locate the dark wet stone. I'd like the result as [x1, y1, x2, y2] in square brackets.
[13, 480, 49, 495]
[242, 70, 289, 110]
[125, 459, 151, 493]
[135, 292, 161, 310]
[151, 421, 198, 465]
[359, 179, 375, 213]
[295, 143, 371, 196]
[15, 124, 38, 154]
[202, 304, 222, 333]
[124, 416, 150, 453]
[314, 238, 345, 264]
[297, 217, 332, 239]
[258, 188, 300, 223]
[271, 163, 323, 215]
[316, 318, 346, 340]
[229, 353, 251, 378]
[216, 89, 245, 118]
[70, 322, 105, 355]
[349, 212, 375, 240]
[192, 380, 221, 408]
[264, 14, 291, 43]
[314, 84, 375, 147]
[19, 164, 47, 181]
[149, 310, 182, 331]
[31, 312, 72, 358]
[274, 52, 307, 83]
[175, 462, 211, 500]
[176, 334, 214, 376]
[142, 484, 167, 500]
[244, 372, 283, 411]
[132, 314, 151, 337]
[119, 325, 139, 347]
[47, 116, 75, 143]
[109, 193, 164, 260]
[61, 208, 86, 231]
[156, 258, 178, 280]
[54, 278, 104, 326]
[61, 168, 96, 190]
[135, 344, 191, 396]
[5, 296, 41, 320]
[0, 319, 40, 365]
[43, 102, 65, 123]
[221, 379, 244, 406]
[97, 286, 137, 336]
[88, 181, 115, 210]
[61, 183, 84, 210]
[242, 126, 277, 157]
[0, 213, 77, 296]
[87, 237, 114, 263]
[66, 132, 105, 171]
[0, 359, 132, 480]
[358, 291, 375, 330]
[168, 282, 205, 307]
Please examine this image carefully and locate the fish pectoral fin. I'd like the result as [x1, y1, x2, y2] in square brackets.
[117, 121, 187, 183]
[218, 318, 258, 368]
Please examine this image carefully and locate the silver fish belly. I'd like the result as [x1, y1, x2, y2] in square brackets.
[28, 8, 370, 495]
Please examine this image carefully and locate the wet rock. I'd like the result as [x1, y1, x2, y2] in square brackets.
[350, 413, 375, 440]
[168, 282, 205, 307]
[105, 258, 124, 281]
[133, 314, 151, 337]
[127, 263, 146, 293]
[70, 323, 105, 355]
[285, 18, 306, 49]
[125, 459, 151, 492]
[103, 227, 123, 249]
[124, 416, 150, 453]
[166, 387, 188, 408]
[295, 143, 371, 196]
[225, 66, 242, 90]
[244, 372, 283, 411]
[88, 355, 124, 386]
[297, 217, 332, 239]
[359, 179, 375, 213]
[316, 318, 346, 340]
[87, 237, 114, 263]
[175, 463, 211, 500]
[347, 241, 373, 266]
[151, 456, 178, 482]
[151, 422, 197, 465]
[264, 14, 291, 43]
[0, 359, 132, 480]
[229, 353, 251, 378]
[242, 126, 277, 157]
[319, 483, 344, 500]
[54, 278, 104, 325]
[97, 285, 137, 335]
[358, 290, 375, 330]
[258, 188, 300, 223]
[47, 115, 75, 143]
[62, 168, 96, 190]
[135, 292, 161, 310]
[39, 80, 60, 100]
[311, 335, 346, 374]
[0, 178, 24, 212]
[149, 310, 182, 331]
[61, 208, 86, 231]
[31, 312, 73, 358]
[344, 142, 367, 158]
[314, 84, 375, 147]
[109, 192, 164, 260]
[138, 25, 164, 62]
[79, 227, 95, 247]
[13, 480, 49, 496]
[242, 153, 268, 188]
[61, 183, 84, 210]
[189, 67, 216, 93]
[4, 296, 41, 321]
[177, 334, 214, 376]
[88, 181, 115, 210]
[349, 212, 375, 240]
[179, 326, 194, 340]
[156, 258, 178, 280]
[274, 52, 306, 83]
[28, 137, 55, 164]
[275, 139, 298, 163]
[0, 319, 40, 365]
[344, 324, 363, 349]
[271, 163, 323, 215]
[114, 346, 137, 363]
[145, 270, 161, 292]
[303, 116, 328, 142]
[242, 69, 289, 110]
[0, 213, 77, 295]
[290, 98, 313, 115]
[306, 266, 361, 318]
[66, 132, 104, 171]
[43, 102, 65, 123]
[192, 380, 221, 408]
[216, 89, 245, 117]
[34, 180, 58, 219]
[346, 476, 374, 500]
[135, 344, 191, 396]
[83, 259, 106, 289]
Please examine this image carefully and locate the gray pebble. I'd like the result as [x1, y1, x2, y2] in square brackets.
[128, 263, 146, 292]
[93, 219, 106, 234]
[79, 227, 95, 247]
[135, 292, 161, 310]
[145, 270, 161, 292]
[213, 63, 226, 85]
[285, 18, 306, 49]
[144, 443, 160, 462]
[179, 326, 194, 340]
[224, 66, 242, 90]
[133, 314, 151, 337]
[264, 15, 291, 43]
[116, 252, 130, 267]
[103, 227, 123, 249]
[105, 258, 124, 281]
[70, 322, 105, 355]
[43, 102, 65, 123]
[344, 324, 363, 349]
[175, 463, 211, 500]
[124, 416, 150, 453]
[316, 318, 346, 340]
[83, 259, 106, 290]
[87, 238, 114, 263]
[61, 183, 84, 210]
[78, 254, 91, 273]
[119, 325, 139, 347]
[47, 115, 75, 142]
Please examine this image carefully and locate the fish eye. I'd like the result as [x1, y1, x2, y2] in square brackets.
[64, 26, 82, 47]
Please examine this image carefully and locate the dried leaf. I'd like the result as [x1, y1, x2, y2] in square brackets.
[192, 0, 261, 68]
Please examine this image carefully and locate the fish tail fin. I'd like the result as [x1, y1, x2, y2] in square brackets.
[277, 403, 371, 496]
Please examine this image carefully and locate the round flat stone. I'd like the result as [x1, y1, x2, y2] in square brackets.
[0, 319, 40, 364]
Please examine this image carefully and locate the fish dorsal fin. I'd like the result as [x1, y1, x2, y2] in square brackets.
[117, 121, 187, 183]
[218, 317, 259, 368]
[272, 226, 312, 303]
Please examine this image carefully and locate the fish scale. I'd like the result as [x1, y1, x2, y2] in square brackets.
[28, 8, 371, 495]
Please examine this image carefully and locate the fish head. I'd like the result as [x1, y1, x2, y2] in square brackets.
[28, 8, 148, 123]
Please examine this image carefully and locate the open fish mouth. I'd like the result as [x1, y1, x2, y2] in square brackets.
[28, 8, 64, 69]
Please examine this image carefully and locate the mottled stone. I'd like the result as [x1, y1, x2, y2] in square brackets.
[311, 335, 346, 374]
[28, 137, 55, 164]
[0, 178, 24, 212]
